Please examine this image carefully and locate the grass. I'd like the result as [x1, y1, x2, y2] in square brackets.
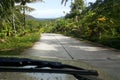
[0, 32, 40, 55]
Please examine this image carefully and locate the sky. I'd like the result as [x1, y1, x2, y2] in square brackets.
[27, 0, 96, 18]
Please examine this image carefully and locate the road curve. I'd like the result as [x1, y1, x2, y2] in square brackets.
[22, 33, 120, 80]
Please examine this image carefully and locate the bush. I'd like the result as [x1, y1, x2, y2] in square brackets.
[99, 37, 120, 49]
[0, 33, 6, 38]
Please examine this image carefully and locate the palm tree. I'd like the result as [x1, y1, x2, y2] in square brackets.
[61, 0, 68, 5]
[0, 0, 14, 19]
[0, 0, 15, 35]
[15, 0, 43, 29]
[0, 0, 38, 36]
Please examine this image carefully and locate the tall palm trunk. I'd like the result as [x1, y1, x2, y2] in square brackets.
[23, 6, 26, 30]
[12, 12, 16, 35]
[21, 0, 26, 30]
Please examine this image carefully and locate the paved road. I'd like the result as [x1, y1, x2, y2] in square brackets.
[23, 33, 120, 80]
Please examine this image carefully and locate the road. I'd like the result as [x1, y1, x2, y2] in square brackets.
[22, 33, 120, 80]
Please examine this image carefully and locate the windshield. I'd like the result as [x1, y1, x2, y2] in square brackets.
[0, 0, 120, 80]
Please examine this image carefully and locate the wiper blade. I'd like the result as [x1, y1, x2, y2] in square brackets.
[0, 57, 84, 69]
[0, 57, 99, 76]
[0, 57, 83, 69]
[0, 67, 97, 75]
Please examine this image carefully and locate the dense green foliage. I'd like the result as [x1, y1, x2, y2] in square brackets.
[0, 18, 42, 55]
[0, 0, 43, 38]
[0, 0, 43, 55]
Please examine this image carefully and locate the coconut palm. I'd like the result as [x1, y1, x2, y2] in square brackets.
[0, 0, 40, 36]
[0, 0, 14, 19]
[15, 0, 43, 29]
[0, 0, 15, 35]
[61, 0, 68, 5]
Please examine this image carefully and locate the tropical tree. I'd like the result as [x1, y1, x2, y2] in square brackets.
[0, 0, 43, 38]
[65, 0, 84, 20]
[0, 0, 15, 37]
[15, 0, 43, 29]
[61, 0, 69, 5]
[0, 0, 14, 19]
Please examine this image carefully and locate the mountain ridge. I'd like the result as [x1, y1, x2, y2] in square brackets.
[26, 15, 64, 20]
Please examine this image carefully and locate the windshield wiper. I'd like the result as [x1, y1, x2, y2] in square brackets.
[0, 57, 99, 80]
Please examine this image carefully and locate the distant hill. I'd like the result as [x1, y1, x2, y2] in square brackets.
[26, 15, 36, 20]
[26, 15, 64, 21]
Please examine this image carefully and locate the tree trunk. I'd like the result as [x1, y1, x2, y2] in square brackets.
[12, 13, 16, 36]
[23, 6, 26, 30]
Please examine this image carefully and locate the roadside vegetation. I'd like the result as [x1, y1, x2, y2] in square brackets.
[0, 1, 119, 80]
[0, 0, 42, 55]
[0, 0, 120, 55]
[41, 0, 120, 49]
[0, 32, 40, 55]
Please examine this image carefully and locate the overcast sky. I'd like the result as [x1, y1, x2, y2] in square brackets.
[27, 0, 96, 18]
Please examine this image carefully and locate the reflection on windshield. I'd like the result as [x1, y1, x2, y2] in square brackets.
[0, 73, 76, 80]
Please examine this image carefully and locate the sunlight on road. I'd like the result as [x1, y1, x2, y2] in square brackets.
[70, 46, 110, 51]
[33, 42, 57, 51]
[79, 46, 109, 51]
